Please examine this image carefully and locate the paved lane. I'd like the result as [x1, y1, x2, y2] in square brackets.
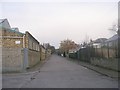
[22, 54, 118, 88]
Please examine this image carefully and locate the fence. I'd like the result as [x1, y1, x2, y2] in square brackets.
[68, 44, 119, 71]
[69, 44, 118, 61]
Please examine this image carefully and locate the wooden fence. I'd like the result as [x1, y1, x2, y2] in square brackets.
[69, 45, 119, 62]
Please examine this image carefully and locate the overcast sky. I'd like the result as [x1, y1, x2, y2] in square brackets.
[0, 0, 119, 48]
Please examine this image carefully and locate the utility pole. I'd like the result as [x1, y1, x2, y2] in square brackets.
[118, 2, 120, 88]
[118, 2, 120, 59]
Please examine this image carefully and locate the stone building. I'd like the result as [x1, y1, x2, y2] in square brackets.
[43, 43, 52, 58]
[46, 49, 52, 58]
[40, 45, 46, 60]
[1, 19, 40, 72]
[24, 31, 40, 69]
[1, 19, 24, 72]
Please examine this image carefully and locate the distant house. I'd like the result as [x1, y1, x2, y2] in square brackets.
[46, 48, 52, 58]
[43, 43, 50, 49]
[68, 45, 81, 59]
[1, 19, 40, 72]
[69, 46, 80, 53]
[91, 35, 119, 58]
[105, 34, 118, 48]
[43, 43, 52, 58]
[91, 38, 107, 48]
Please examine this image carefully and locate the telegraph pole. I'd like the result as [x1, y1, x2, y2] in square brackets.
[118, 2, 120, 89]
[118, 1, 120, 59]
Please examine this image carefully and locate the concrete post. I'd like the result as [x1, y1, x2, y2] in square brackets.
[23, 48, 29, 70]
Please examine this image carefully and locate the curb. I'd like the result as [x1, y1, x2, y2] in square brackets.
[3, 59, 48, 76]
[67, 58, 118, 78]
[78, 63, 118, 78]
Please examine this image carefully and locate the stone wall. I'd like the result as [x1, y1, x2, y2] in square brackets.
[2, 38, 23, 48]
[40, 46, 46, 60]
[0, 48, 2, 73]
[90, 58, 119, 71]
[1, 29, 41, 72]
[0, 30, 2, 48]
[25, 32, 29, 48]
[0, 28, 24, 48]
[2, 48, 24, 73]
[1, 22, 42, 72]
[46, 49, 51, 58]
[25, 31, 39, 51]
[40, 53, 46, 60]
[1, 29, 24, 72]
[25, 31, 40, 68]
[28, 49, 40, 68]
[1, 28, 23, 37]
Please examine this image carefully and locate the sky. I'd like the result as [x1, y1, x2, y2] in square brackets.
[0, 0, 119, 48]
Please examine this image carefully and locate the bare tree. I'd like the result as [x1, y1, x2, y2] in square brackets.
[59, 39, 78, 54]
[109, 21, 118, 34]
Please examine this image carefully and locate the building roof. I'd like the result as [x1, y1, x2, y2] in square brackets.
[40, 45, 45, 49]
[93, 38, 107, 43]
[11, 27, 19, 32]
[0, 19, 24, 35]
[106, 34, 118, 42]
[26, 31, 39, 44]
[0, 19, 5, 24]
[0, 19, 11, 29]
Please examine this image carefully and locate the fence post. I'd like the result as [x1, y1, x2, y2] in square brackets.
[23, 48, 29, 70]
[77, 50, 80, 60]
[101, 46, 103, 58]
[95, 45, 97, 58]
[88, 46, 90, 62]
[107, 42, 109, 59]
